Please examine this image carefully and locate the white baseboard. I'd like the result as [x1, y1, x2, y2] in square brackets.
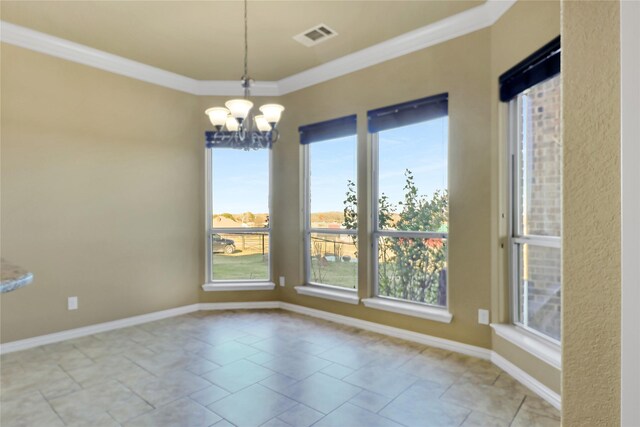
[279, 302, 491, 360]
[199, 301, 280, 310]
[491, 352, 561, 410]
[0, 299, 560, 410]
[0, 303, 201, 354]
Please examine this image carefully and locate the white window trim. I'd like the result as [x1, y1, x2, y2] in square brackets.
[302, 138, 359, 291]
[621, 2, 640, 423]
[362, 297, 452, 324]
[203, 282, 275, 292]
[508, 92, 562, 344]
[491, 323, 561, 370]
[371, 132, 450, 310]
[204, 146, 273, 288]
[294, 285, 359, 305]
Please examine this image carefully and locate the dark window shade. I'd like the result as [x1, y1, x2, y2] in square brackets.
[299, 114, 357, 145]
[499, 36, 560, 102]
[367, 93, 448, 133]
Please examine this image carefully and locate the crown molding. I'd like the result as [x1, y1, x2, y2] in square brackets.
[0, 0, 514, 96]
[277, 0, 516, 94]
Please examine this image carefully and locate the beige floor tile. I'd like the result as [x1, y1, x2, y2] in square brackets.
[460, 411, 510, 426]
[343, 365, 419, 398]
[245, 351, 276, 364]
[348, 390, 393, 413]
[0, 310, 555, 427]
[66, 355, 152, 387]
[127, 349, 219, 376]
[316, 344, 382, 369]
[320, 363, 354, 379]
[399, 356, 462, 388]
[197, 341, 261, 365]
[123, 370, 211, 406]
[125, 397, 222, 427]
[520, 395, 561, 420]
[493, 372, 537, 397]
[251, 337, 328, 356]
[49, 380, 153, 425]
[259, 373, 299, 393]
[511, 408, 561, 427]
[441, 381, 525, 422]
[261, 418, 292, 427]
[0, 363, 73, 398]
[314, 403, 403, 427]
[260, 352, 332, 380]
[280, 372, 362, 414]
[190, 384, 231, 406]
[0, 391, 65, 427]
[208, 384, 297, 427]
[202, 359, 274, 392]
[276, 403, 323, 427]
[379, 383, 470, 427]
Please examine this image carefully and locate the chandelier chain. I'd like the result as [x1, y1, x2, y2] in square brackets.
[243, 0, 249, 85]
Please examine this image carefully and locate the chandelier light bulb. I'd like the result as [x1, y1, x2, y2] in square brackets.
[259, 104, 285, 125]
[225, 116, 240, 131]
[203, 0, 283, 149]
[205, 107, 230, 129]
[254, 115, 272, 132]
[225, 99, 254, 122]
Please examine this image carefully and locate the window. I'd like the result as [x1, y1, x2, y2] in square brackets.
[503, 37, 561, 342]
[370, 94, 449, 307]
[207, 148, 270, 282]
[301, 115, 358, 289]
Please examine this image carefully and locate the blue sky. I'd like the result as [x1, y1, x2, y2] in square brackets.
[211, 117, 448, 214]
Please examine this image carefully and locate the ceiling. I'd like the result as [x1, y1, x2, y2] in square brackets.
[0, 1, 484, 81]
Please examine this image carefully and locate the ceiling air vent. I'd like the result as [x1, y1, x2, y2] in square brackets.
[293, 24, 338, 47]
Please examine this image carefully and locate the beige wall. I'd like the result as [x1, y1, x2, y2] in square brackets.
[273, 29, 494, 349]
[490, 0, 561, 394]
[0, 44, 203, 343]
[562, 1, 621, 425]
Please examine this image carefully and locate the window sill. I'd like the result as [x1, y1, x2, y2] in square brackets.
[294, 286, 359, 305]
[202, 282, 275, 292]
[491, 323, 561, 369]
[361, 297, 453, 324]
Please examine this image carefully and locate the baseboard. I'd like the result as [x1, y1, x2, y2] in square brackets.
[199, 301, 281, 310]
[0, 303, 201, 354]
[279, 302, 491, 360]
[0, 299, 561, 410]
[491, 352, 561, 410]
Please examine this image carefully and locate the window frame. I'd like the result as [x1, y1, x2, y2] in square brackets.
[370, 126, 450, 310]
[507, 83, 562, 345]
[204, 146, 273, 285]
[302, 135, 358, 292]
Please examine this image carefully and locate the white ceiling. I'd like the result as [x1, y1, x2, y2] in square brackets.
[0, 1, 484, 81]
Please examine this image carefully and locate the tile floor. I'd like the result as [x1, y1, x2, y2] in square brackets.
[0, 310, 561, 427]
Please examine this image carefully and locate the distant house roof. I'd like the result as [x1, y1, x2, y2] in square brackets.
[213, 216, 241, 227]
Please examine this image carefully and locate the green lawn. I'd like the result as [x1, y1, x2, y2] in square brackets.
[211, 253, 358, 287]
[212, 253, 268, 281]
[309, 258, 358, 289]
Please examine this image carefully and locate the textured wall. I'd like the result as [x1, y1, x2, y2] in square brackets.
[0, 44, 203, 342]
[490, 0, 561, 395]
[561, 1, 621, 425]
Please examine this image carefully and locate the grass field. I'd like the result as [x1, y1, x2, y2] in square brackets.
[212, 254, 269, 281]
[211, 253, 357, 287]
[309, 258, 357, 289]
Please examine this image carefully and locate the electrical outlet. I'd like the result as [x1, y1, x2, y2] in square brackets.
[478, 309, 489, 325]
[68, 296, 78, 311]
[279, 276, 285, 287]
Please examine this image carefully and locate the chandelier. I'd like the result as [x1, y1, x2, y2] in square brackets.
[205, 0, 284, 150]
